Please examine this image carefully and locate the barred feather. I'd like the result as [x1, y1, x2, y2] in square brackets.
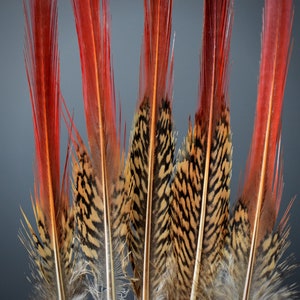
[218, 1, 296, 299]
[169, 1, 232, 298]
[20, 0, 85, 299]
[241, 1, 294, 298]
[117, 1, 175, 298]
[71, 0, 126, 299]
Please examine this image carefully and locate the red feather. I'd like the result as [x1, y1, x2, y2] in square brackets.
[22, 0, 82, 298]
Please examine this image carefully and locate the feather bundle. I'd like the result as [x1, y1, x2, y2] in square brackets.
[21, 0, 297, 299]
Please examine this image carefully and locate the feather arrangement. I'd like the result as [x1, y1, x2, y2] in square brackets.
[21, 0, 297, 299]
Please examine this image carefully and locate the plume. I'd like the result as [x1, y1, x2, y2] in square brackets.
[71, 0, 127, 299]
[21, 0, 297, 299]
[169, 0, 232, 298]
[20, 0, 86, 299]
[116, 0, 175, 298]
[216, 0, 296, 299]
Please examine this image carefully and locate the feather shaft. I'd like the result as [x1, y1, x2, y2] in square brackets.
[191, 1, 232, 298]
[142, 1, 160, 298]
[242, 79, 274, 300]
[190, 11, 216, 299]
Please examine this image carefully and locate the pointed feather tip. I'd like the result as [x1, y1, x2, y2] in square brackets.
[139, 0, 173, 110]
[24, 0, 66, 221]
[196, 0, 233, 127]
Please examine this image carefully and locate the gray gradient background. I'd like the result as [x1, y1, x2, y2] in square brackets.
[0, 1, 299, 298]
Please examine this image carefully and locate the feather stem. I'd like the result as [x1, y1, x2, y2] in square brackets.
[190, 24, 216, 300]
[242, 81, 274, 300]
[142, 1, 160, 298]
[100, 107, 116, 300]
[94, 6, 116, 298]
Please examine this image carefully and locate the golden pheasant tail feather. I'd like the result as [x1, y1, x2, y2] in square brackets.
[169, 1, 233, 298]
[117, 0, 175, 298]
[71, 0, 126, 299]
[217, 0, 297, 299]
[20, 0, 86, 299]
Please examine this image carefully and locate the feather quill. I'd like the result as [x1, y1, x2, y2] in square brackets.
[20, 0, 85, 299]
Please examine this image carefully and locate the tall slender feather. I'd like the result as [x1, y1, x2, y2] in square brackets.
[71, 0, 125, 299]
[240, 1, 294, 299]
[241, 0, 293, 244]
[20, 0, 85, 299]
[217, 0, 296, 299]
[169, 1, 233, 298]
[117, 0, 174, 298]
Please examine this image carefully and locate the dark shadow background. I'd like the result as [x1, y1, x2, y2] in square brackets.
[0, 1, 299, 298]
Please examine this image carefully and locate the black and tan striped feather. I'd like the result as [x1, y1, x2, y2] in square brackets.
[169, 107, 232, 299]
[118, 97, 174, 298]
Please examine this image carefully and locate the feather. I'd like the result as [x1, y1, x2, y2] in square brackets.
[217, 0, 296, 299]
[169, 0, 233, 298]
[117, 0, 174, 298]
[71, 0, 126, 299]
[20, 0, 85, 299]
[240, 1, 294, 298]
